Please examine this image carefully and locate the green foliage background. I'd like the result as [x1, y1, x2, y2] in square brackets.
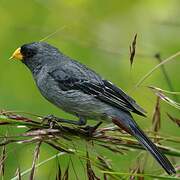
[0, 0, 179, 179]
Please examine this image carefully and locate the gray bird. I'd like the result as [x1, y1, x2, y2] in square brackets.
[10, 42, 175, 175]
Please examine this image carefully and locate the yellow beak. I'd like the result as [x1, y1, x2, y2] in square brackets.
[9, 47, 23, 60]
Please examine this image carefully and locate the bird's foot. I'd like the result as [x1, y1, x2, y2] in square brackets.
[82, 122, 102, 137]
[41, 114, 59, 128]
[42, 114, 87, 126]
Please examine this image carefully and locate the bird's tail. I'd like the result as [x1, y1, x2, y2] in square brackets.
[112, 116, 176, 175]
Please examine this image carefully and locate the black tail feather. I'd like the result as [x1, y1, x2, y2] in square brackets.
[129, 121, 176, 175]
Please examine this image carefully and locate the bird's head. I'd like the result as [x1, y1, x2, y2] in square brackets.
[10, 42, 60, 72]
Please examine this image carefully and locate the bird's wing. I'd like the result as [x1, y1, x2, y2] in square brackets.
[48, 64, 146, 116]
[102, 80, 146, 116]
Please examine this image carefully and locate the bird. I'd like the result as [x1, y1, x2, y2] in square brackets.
[10, 42, 175, 175]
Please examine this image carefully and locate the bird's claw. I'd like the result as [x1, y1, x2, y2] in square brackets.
[82, 122, 102, 137]
[41, 114, 58, 128]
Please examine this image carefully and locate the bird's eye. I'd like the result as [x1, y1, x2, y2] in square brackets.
[20, 45, 37, 58]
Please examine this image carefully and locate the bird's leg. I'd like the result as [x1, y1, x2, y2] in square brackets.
[82, 121, 103, 136]
[42, 115, 102, 136]
[42, 115, 87, 126]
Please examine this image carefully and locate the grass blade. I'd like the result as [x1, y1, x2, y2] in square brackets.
[15, 167, 21, 180]
[135, 51, 180, 88]
[86, 151, 100, 180]
[62, 162, 69, 180]
[56, 157, 61, 180]
[167, 113, 180, 127]
[151, 96, 161, 143]
[29, 141, 42, 180]
[101, 171, 179, 179]
[11, 152, 66, 180]
[154, 53, 178, 101]
[0, 144, 6, 177]
[148, 86, 180, 95]
[149, 87, 180, 110]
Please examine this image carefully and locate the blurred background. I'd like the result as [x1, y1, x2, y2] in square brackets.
[0, 0, 179, 179]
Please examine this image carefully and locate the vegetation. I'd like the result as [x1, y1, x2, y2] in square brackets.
[0, 1, 179, 179]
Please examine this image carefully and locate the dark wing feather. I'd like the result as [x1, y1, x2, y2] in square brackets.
[103, 80, 146, 116]
[75, 81, 146, 116]
[48, 64, 146, 116]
